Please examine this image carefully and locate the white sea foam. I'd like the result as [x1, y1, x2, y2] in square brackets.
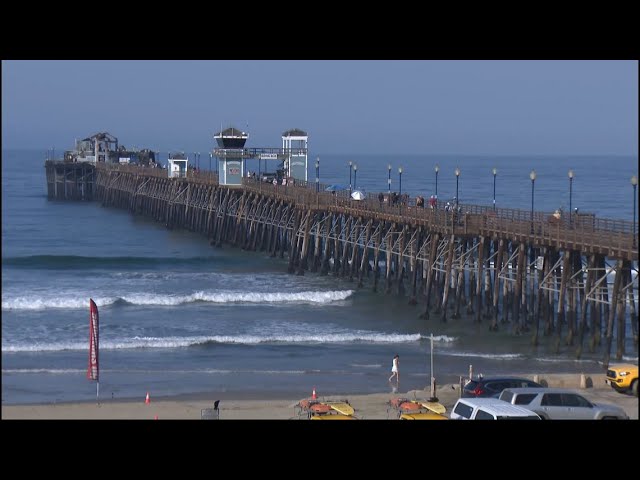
[622, 355, 639, 362]
[1, 368, 85, 374]
[440, 351, 523, 360]
[535, 357, 600, 363]
[428, 335, 456, 343]
[1, 290, 355, 310]
[1, 296, 120, 310]
[121, 289, 354, 306]
[1, 367, 309, 375]
[2, 332, 431, 352]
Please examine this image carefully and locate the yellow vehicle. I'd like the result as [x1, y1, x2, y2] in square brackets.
[606, 364, 638, 396]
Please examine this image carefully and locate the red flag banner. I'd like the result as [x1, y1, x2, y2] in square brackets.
[87, 298, 99, 382]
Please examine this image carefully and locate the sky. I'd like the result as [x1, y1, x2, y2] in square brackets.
[2, 60, 637, 155]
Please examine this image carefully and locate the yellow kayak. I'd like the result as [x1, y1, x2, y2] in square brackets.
[400, 412, 448, 420]
[412, 400, 446, 415]
[324, 401, 355, 416]
[311, 413, 356, 420]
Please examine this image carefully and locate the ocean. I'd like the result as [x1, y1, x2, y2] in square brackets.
[2, 149, 638, 405]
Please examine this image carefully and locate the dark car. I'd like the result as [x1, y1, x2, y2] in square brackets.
[462, 377, 543, 398]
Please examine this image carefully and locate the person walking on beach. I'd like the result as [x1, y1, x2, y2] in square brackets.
[389, 354, 399, 383]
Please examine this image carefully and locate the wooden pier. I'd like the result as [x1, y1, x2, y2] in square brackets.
[45, 161, 639, 366]
[45, 160, 96, 200]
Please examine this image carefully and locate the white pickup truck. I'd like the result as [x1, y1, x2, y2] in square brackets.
[450, 397, 540, 420]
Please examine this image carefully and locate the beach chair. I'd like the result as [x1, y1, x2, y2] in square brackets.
[201, 400, 220, 420]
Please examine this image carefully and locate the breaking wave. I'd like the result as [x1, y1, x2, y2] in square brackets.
[439, 351, 523, 360]
[2, 290, 355, 310]
[2, 332, 443, 352]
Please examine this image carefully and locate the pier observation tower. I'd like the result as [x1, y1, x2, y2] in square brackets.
[213, 126, 309, 186]
[282, 128, 308, 182]
[214, 127, 249, 185]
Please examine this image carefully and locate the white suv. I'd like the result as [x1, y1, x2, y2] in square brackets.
[498, 388, 629, 420]
[450, 397, 541, 420]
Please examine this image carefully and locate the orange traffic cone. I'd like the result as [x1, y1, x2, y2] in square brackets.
[312, 387, 317, 400]
[145, 392, 150, 405]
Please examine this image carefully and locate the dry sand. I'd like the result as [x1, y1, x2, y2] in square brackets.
[2, 373, 637, 420]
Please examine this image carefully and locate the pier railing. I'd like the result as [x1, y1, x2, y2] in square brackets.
[95, 162, 219, 184]
[89, 163, 636, 260]
[241, 177, 637, 260]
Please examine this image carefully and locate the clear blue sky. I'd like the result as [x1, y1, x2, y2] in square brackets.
[2, 60, 637, 155]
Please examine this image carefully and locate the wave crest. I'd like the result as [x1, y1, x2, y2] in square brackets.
[2, 332, 430, 352]
[2, 290, 355, 310]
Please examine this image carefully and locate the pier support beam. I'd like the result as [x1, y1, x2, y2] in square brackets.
[475, 236, 485, 323]
[554, 251, 571, 352]
[372, 224, 383, 293]
[420, 233, 439, 320]
[491, 239, 504, 331]
[440, 235, 456, 322]
[603, 259, 624, 369]
[576, 254, 596, 359]
[358, 220, 373, 288]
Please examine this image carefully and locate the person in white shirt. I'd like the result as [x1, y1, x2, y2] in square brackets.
[389, 354, 399, 383]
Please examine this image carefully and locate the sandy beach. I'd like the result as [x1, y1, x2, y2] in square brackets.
[2, 373, 637, 420]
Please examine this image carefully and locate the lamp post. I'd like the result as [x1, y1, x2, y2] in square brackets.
[315, 157, 320, 192]
[530, 170, 537, 234]
[349, 161, 353, 194]
[209, 153, 212, 172]
[632, 175, 638, 248]
[492, 167, 497, 211]
[399, 167, 403, 213]
[454, 167, 460, 205]
[353, 163, 358, 190]
[568, 169, 574, 226]
[434, 164, 439, 198]
[388, 164, 392, 194]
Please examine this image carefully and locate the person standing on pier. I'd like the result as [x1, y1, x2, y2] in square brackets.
[389, 354, 399, 383]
